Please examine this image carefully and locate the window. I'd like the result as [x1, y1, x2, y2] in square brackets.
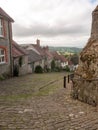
[0, 19, 3, 37]
[0, 48, 6, 64]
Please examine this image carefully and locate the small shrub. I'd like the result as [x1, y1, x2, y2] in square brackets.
[0, 73, 11, 80]
[51, 60, 55, 71]
[0, 75, 5, 80]
[35, 65, 43, 73]
[2, 72, 10, 79]
[65, 65, 70, 72]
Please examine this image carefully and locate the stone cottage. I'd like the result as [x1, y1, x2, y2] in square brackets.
[32, 39, 46, 70]
[27, 49, 43, 73]
[0, 7, 14, 78]
[21, 39, 53, 72]
[51, 51, 67, 68]
[72, 6, 98, 106]
[43, 46, 53, 71]
[20, 42, 45, 72]
[12, 40, 28, 76]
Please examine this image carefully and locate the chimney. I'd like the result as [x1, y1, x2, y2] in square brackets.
[36, 39, 40, 47]
[46, 46, 49, 51]
[91, 5, 98, 39]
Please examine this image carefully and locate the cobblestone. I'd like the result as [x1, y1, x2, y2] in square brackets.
[0, 73, 98, 130]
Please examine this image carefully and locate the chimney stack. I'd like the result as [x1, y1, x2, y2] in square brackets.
[36, 39, 40, 47]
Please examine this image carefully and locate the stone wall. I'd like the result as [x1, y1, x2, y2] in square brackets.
[71, 6, 98, 106]
[19, 56, 28, 76]
[13, 56, 28, 76]
[72, 39, 98, 106]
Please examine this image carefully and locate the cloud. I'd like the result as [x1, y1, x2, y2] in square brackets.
[12, 0, 93, 38]
[1, 0, 98, 47]
[13, 22, 90, 38]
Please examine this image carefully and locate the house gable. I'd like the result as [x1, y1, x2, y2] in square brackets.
[0, 7, 14, 77]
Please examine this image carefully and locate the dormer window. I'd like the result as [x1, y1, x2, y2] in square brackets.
[0, 19, 4, 37]
[0, 48, 6, 64]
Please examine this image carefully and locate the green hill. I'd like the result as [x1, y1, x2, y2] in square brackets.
[49, 46, 82, 54]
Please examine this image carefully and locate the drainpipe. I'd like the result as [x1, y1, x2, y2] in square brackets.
[8, 21, 13, 77]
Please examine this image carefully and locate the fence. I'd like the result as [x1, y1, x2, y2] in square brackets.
[64, 73, 74, 88]
[64, 74, 98, 88]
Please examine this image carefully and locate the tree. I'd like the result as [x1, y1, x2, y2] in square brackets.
[70, 54, 79, 65]
[51, 60, 55, 71]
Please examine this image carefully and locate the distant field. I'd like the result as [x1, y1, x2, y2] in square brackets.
[49, 46, 82, 54]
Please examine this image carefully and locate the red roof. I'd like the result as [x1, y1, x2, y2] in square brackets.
[59, 55, 67, 62]
[12, 40, 27, 58]
[0, 7, 14, 22]
[43, 46, 53, 59]
[51, 51, 61, 60]
[51, 51, 67, 62]
[32, 44, 45, 56]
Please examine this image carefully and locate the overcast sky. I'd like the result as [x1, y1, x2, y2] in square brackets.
[0, 0, 98, 47]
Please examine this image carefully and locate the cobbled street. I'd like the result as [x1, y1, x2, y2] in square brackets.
[0, 73, 98, 130]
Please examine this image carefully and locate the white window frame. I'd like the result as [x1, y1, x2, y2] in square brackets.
[0, 19, 4, 37]
[0, 48, 6, 64]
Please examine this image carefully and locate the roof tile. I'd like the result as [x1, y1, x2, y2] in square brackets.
[12, 40, 27, 58]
